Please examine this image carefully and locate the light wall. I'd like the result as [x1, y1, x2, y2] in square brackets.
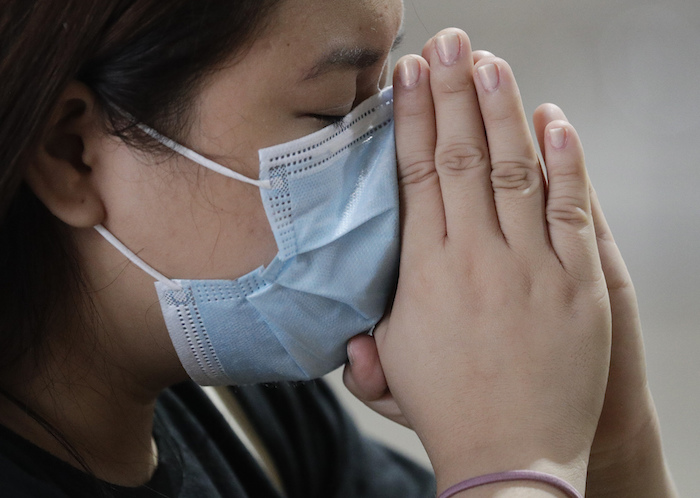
[326, 1, 700, 496]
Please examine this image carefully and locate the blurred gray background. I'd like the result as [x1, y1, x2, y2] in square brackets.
[326, 0, 700, 495]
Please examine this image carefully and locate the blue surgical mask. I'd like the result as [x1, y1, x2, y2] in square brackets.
[95, 87, 398, 385]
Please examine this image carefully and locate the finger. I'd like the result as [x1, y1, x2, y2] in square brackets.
[427, 28, 500, 241]
[422, 40, 493, 64]
[542, 120, 601, 280]
[473, 57, 548, 251]
[472, 50, 495, 64]
[362, 396, 411, 428]
[535, 105, 616, 282]
[589, 184, 646, 394]
[343, 335, 389, 402]
[393, 55, 447, 255]
[589, 185, 634, 291]
[343, 336, 411, 427]
[533, 103, 568, 165]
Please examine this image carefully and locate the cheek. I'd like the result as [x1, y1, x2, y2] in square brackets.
[188, 173, 279, 278]
[98, 144, 278, 281]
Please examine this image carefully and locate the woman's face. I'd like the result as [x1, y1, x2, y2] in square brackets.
[80, 0, 404, 347]
[88, 0, 403, 277]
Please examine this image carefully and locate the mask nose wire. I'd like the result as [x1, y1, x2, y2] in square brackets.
[136, 123, 273, 190]
[94, 224, 183, 291]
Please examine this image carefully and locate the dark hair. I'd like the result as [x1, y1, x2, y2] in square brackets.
[0, 0, 281, 373]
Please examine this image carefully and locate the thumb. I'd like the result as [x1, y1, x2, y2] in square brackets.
[343, 334, 389, 402]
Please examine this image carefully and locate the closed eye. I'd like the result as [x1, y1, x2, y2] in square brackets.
[309, 114, 346, 125]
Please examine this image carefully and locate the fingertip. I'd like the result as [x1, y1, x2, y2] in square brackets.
[394, 54, 427, 89]
[472, 55, 512, 75]
[421, 37, 433, 61]
[533, 106, 566, 161]
[342, 361, 359, 394]
[546, 120, 582, 152]
[346, 338, 357, 368]
[536, 104, 569, 131]
[544, 120, 586, 181]
[472, 50, 495, 64]
[346, 333, 380, 370]
[535, 102, 565, 117]
[473, 55, 502, 87]
[343, 334, 388, 402]
[547, 121, 569, 150]
[342, 342, 363, 394]
[421, 28, 474, 65]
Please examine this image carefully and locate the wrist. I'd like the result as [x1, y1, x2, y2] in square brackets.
[587, 410, 677, 497]
[586, 418, 677, 498]
[438, 470, 585, 498]
[430, 440, 589, 498]
[410, 399, 595, 497]
[445, 484, 572, 498]
[437, 465, 586, 498]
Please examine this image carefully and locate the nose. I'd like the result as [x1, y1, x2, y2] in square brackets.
[353, 56, 392, 108]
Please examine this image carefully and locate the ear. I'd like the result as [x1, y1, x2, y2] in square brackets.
[24, 81, 106, 228]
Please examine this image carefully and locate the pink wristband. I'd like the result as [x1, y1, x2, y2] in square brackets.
[438, 470, 583, 498]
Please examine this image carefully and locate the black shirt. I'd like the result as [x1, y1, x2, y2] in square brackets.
[0, 380, 436, 497]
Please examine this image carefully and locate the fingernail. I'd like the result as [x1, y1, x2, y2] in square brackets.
[346, 342, 356, 367]
[398, 56, 421, 88]
[477, 63, 500, 92]
[550, 127, 567, 149]
[436, 32, 461, 66]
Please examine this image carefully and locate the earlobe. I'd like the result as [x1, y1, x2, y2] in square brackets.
[24, 81, 106, 228]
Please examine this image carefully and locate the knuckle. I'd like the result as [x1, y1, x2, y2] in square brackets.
[435, 142, 488, 174]
[398, 153, 437, 187]
[595, 227, 615, 245]
[490, 159, 541, 192]
[567, 272, 609, 303]
[604, 270, 634, 294]
[434, 77, 473, 96]
[551, 163, 586, 184]
[546, 198, 591, 228]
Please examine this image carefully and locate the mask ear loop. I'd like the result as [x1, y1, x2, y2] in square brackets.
[94, 224, 183, 291]
[136, 123, 273, 190]
[376, 57, 392, 92]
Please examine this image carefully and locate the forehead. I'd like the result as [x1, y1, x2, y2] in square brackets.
[188, 0, 404, 149]
[272, 0, 403, 32]
[260, 0, 404, 62]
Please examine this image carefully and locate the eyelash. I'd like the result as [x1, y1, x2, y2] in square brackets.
[310, 114, 346, 125]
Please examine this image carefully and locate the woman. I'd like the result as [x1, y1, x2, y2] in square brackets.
[0, 0, 677, 496]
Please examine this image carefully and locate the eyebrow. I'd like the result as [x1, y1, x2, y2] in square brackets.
[302, 30, 406, 82]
